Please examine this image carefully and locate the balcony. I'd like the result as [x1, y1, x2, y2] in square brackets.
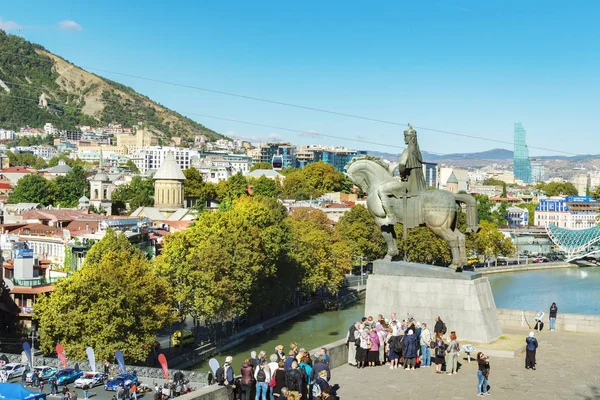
[12, 276, 66, 287]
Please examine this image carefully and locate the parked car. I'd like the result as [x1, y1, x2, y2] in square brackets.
[0, 363, 28, 379]
[75, 372, 108, 388]
[55, 368, 84, 385]
[104, 373, 139, 391]
[26, 366, 57, 383]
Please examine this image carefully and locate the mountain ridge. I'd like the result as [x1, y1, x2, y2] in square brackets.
[0, 30, 222, 141]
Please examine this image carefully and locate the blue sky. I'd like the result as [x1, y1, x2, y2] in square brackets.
[1, 1, 599, 156]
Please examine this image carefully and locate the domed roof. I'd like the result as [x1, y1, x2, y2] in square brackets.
[447, 171, 458, 184]
[79, 195, 90, 204]
[92, 170, 109, 182]
[154, 151, 186, 181]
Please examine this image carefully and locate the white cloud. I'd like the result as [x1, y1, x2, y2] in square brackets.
[58, 20, 82, 31]
[0, 17, 23, 32]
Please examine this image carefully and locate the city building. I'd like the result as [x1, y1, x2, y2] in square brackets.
[192, 151, 252, 176]
[89, 157, 113, 214]
[535, 196, 600, 230]
[423, 162, 438, 188]
[131, 152, 194, 222]
[61, 130, 83, 141]
[130, 146, 200, 174]
[530, 159, 545, 183]
[507, 206, 529, 227]
[445, 171, 459, 193]
[0, 129, 16, 140]
[295, 145, 365, 172]
[38, 160, 72, 179]
[513, 122, 532, 184]
[257, 142, 296, 170]
[439, 167, 469, 192]
[116, 128, 158, 152]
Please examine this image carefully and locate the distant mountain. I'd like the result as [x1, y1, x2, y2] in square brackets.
[0, 30, 222, 140]
[365, 148, 514, 163]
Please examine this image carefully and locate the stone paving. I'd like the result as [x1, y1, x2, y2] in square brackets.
[333, 328, 600, 400]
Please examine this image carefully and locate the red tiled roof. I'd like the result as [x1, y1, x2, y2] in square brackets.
[10, 285, 54, 295]
[22, 210, 103, 221]
[1, 167, 36, 173]
[10, 223, 62, 236]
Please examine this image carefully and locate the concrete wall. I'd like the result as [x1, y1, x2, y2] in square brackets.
[497, 308, 600, 333]
[174, 339, 348, 400]
[478, 262, 573, 275]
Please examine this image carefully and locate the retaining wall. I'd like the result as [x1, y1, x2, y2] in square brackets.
[478, 262, 574, 275]
[497, 308, 600, 333]
[174, 338, 348, 400]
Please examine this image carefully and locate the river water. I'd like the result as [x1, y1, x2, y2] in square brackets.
[487, 266, 600, 315]
[194, 266, 600, 371]
[194, 301, 364, 372]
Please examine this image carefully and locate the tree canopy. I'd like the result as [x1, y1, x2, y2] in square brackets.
[250, 162, 273, 172]
[335, 205, 386, 260]
[281, 162, 350, 200]
[7, 174, 53, 205]
[473, 220, 515, 262]
[6, 151, 46, 169]
[536, 181, 578, 197]
[111, 175, 154, 214]
[34, 230, 172, 363]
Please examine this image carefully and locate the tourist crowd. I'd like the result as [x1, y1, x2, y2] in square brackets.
[217, 343, 334, 400]
[344, 313, 493, 396]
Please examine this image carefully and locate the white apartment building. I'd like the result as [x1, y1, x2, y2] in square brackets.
[535, 197, 600, 230]
[130, 146, 200, 174]
[44, 123, 59, 135]
[0, 129, 16, 140]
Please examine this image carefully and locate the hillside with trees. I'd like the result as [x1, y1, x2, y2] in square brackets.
[0, 30, 222, 140]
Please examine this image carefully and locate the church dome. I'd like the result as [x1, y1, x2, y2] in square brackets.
[154, 151, 186, 181]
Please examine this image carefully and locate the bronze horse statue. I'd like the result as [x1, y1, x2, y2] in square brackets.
[346, 158, 479, 269]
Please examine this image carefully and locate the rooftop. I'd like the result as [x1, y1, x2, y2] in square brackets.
[154, 151, 186, 181]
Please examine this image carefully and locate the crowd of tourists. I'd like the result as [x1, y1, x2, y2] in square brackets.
[216, 343, 334, 400]
[344, 313, 492, 396]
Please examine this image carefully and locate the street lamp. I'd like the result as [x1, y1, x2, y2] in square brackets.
[30, 328, 38, 367]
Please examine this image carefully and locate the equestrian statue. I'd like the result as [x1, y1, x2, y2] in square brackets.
[345, 124, 480, 270]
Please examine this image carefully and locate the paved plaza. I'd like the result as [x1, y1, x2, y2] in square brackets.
[334, 328, 600, 399]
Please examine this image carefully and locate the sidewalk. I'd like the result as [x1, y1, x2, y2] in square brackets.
[333, 328, 600, 399]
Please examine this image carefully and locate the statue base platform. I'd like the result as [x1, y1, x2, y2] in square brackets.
[365, 260, 503, 343]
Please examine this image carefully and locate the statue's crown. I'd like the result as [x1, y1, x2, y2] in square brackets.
[404, 123, 417, 135]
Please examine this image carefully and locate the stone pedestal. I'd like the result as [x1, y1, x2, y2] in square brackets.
[365, 260, 502, 343]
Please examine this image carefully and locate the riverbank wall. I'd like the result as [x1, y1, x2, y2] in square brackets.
[478, 262, 576, 275]
[176, 339, 348, 400]
[497, 308, 600, 333]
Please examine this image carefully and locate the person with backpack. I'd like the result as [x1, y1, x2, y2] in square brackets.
[356, 325, 370, 369]
[312, 370, 330, 400]
[216, 356, 235, 400]
[284, 360, 305, 399]
[254, 359, 271, 400]
[433, 331, 446, 374]
[344, 321, 359, 367]
[298, 355, 312, 385]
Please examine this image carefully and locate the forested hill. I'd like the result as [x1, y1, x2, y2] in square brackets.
[0, 30, 222, 140]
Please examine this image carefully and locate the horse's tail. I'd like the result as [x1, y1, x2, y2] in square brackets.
[454, 193, 480, 233]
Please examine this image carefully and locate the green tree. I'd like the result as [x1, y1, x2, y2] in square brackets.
[501, 182, 508, 198]
[474, 194, 494, 223]
[5, 151, 47, 169]
[156, 196, 291, 320]
[183, 168, 217, 202]
[288, 208, 351, 293]
[517, 202, 537, 226]
[473, 220, 515, 264]
[281, 162, 347, 200]
[111, 176, 154, 214]
[250, 162, 273, 172]
[335, 205, 386, 260]
[249, 176, 281, 198]
[53, 166, 90, 207]
[482, 178, 506, 186]
[125, 159, 140, 174]
[225, 173, 249, 200]
[34, 230, 172, 363]
[7, 174, 53, 205]
[396, 225, 453, 266]
[492, 201, 510, 226]
[535, 181, 578, 196]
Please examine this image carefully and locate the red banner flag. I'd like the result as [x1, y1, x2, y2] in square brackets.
[56, 344, 67, 369]
[158, 354, 169, 380]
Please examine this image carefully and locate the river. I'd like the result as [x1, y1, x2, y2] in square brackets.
[194, 301, 364, 371]
[487, 266, 600, 314]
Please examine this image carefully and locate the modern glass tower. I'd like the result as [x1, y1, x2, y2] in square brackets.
[513, 122, 532, 184]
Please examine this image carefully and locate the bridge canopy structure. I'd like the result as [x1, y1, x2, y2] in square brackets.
[546, 224, 600, 261]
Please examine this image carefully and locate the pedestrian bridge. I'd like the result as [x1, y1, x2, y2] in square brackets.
[546, 224, 600, 261]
